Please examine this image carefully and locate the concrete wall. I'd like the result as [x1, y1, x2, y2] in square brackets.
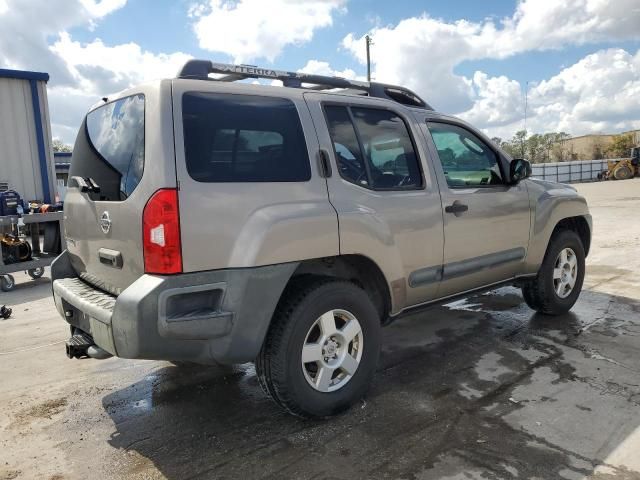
[559, 130, 640, 160]
[0, 70, 56, 203]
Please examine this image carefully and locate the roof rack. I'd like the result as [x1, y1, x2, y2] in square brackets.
[177, 60, 432, 110]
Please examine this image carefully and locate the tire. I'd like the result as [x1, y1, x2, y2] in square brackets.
[522, 229, 585, 315]
[27, 267, 44, 279]
[0, 275, 15, 292]
[256, 278, 381, 418]
[613, 165, 633, 180]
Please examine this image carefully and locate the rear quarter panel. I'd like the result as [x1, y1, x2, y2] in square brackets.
[171, 80, 339, 271]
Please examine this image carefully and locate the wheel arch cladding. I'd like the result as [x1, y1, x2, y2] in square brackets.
[525, 183, 591, 274]
[286, 255, 392, 322]
[553, 216, 591, 256]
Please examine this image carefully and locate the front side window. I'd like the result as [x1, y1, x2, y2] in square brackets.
[427, 122, 503, 188]
[324, 105, 423, 190]
[182, 93, 310, 182]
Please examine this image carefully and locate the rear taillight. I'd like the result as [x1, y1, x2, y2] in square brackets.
[143, 188, 182, 274]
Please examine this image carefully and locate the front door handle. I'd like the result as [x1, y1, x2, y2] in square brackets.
[445, 201, 469, 216]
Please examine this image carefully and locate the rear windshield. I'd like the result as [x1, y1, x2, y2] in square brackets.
[182, 93, 311, 182]
[70, 94, 145, 201]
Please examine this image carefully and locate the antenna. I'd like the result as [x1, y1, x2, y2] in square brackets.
[523, 80, 529, 135]
[522, 80, 529, 158]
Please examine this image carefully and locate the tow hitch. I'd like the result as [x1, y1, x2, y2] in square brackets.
[65, 330, 112, 360]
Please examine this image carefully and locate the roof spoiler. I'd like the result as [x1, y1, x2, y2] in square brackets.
[177, 59, 432, 110]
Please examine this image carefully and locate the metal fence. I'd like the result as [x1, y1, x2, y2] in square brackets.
[530, 159, 617, 184]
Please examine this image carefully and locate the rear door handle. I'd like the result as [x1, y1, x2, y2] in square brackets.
[445, 201, 469, 216]
[318, 148, 332, 178]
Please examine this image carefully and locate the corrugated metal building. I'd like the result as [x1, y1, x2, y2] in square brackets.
[0, 68, 56, 203]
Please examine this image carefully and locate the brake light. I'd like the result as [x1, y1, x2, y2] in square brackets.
[143, 189, 182, 274]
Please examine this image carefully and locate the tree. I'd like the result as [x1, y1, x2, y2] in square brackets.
[512, 130, 527, 158]
[494, 131, 572, 162]
[542, 132, 571, 161]
[591, 138, 605, 160]
[608, 133, 634, 158]
[52, 139, 72, 153]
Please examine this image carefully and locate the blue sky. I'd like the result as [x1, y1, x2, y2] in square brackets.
[69, 0, 568, 85]
[1, 0, 639, 143]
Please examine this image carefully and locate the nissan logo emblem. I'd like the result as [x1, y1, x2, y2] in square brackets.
[100, 211, 112, 234]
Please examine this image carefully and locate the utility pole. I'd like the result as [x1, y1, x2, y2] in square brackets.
[365, 35, 373, 82]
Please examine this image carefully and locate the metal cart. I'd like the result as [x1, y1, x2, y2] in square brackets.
[0, 212, 65, 292]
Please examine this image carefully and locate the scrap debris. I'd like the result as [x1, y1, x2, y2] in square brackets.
[1, 305, 12, 319]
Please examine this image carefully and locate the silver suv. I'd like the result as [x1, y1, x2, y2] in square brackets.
[52, 60, 591, 417]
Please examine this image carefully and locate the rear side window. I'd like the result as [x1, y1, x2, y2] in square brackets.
[324, 106, 368, 186]
[324, 105, 423, 190]
[82, 94, 145, 201]
[182, 93, 311, 182]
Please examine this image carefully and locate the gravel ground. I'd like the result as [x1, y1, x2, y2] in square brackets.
[1, 179, 639, 480]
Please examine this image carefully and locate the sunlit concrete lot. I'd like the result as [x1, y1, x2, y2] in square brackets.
[1, 179, 639, 480]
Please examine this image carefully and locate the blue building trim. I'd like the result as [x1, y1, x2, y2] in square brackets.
[29, 79, 51, 203]
[0, 68, 49, 82]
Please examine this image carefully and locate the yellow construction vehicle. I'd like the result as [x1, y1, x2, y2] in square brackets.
[598, 146, 640, 180]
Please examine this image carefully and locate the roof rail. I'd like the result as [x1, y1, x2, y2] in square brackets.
[177, 60, 432, 110]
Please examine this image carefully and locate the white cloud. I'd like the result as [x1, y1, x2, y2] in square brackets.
[50, 33, 191, 91]
[3, 0, 640, 145]
[460, 72, 523, 128]
[44, 35, 191, 143]
[0, 0, 129, 84]
[190, 0, 346, 63]
[298, 59, 360, 80]
[79, 0, 127, 18]
[0, 0, 192, 144]
[488, 48, 640, 138]
[341, 0, 640, 137]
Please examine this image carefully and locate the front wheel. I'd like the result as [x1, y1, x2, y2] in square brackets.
[522, 229, 585, 315]
[0, 275, 15, 292]
[613, 165, 633, 180]
[256, 279, 381, 418]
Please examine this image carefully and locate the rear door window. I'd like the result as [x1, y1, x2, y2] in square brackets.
[81, 94, 145, 201]
[182, 93, 311, 182]
[324, 106, 368, 186]
[324, 105, 423, 190]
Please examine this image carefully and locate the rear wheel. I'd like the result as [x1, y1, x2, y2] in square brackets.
[0, 275, 15, 292]
[522, 229, 585, 315]
[613, 165, 633, 180]
[256, 278, 381, 418]
[27, 267, 44, 279]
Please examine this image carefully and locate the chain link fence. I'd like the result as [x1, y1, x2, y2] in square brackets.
[530, 159, 619, 184]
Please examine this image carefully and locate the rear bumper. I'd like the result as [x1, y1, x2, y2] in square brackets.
[51, 250, 297, 364]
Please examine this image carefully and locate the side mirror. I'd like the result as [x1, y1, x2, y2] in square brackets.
[509, 158, 532, 184]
